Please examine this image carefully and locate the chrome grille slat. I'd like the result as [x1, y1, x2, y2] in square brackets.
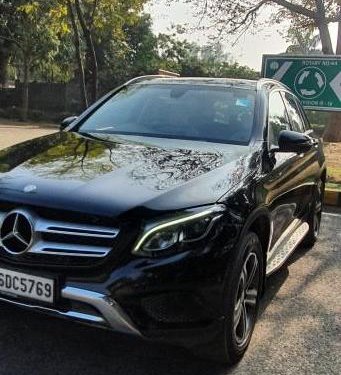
[43, 228, 116, 239]
[0, 210, 119, 259]
[30, 240, 110, 257]
[35, 219, 118, 239]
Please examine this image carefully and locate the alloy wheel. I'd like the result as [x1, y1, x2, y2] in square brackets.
[233, 250, 260, 347]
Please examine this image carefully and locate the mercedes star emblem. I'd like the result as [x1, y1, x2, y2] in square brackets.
[0, 211, 34, 254]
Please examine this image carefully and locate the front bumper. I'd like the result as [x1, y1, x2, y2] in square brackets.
[0, 285, 141, 336]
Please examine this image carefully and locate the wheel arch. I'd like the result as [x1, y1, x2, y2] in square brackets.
[240, 207, 271, 253]
[238, 207, 272, 293]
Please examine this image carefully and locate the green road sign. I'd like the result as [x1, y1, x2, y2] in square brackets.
[262, 55, 341, 112]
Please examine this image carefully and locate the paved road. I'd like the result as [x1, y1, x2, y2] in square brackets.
[0, 122, 56, 150]
[0, 209, 339, 375]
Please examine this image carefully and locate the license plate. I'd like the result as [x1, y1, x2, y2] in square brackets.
[0, 268, 54, 303]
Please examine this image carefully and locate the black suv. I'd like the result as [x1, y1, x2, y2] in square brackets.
[0, 76, 325, 364]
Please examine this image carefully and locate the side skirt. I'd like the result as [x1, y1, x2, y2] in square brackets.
[266, 220, 309, 276]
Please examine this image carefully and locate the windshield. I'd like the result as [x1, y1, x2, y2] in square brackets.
[78, 84, 256, 144]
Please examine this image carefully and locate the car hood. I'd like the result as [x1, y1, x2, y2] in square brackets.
[0, 132, 260, 218]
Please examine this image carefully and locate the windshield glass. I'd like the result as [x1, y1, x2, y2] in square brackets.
[78, 84, 256, 144]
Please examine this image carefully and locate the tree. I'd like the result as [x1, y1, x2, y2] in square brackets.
[285, 23, 322, 54]
[0, 0, 23, 86]
[73, 0, 98, 104]
[337, 7, 341, 54]
[157, 33, 196, 73]
[0, 0, 70, 120]
[155, 33, 259, 79]
[98, 13, 160, 91]
[0, 0, 150, 113]
[68, 0, 147, 104]
[66, 0, 88, 108]
[186, 0, 340, 54]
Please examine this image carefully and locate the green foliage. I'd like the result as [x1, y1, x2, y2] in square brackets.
[97, 13, 159, 91]
[98, 24, 259, 92]
[156, 35, 259, 80]
[0, 0, 71, 79]
[285, 22, 322, 55]
[0, 0, 259, 112]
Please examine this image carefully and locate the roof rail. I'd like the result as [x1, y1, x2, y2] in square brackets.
[157, 69, 180, 77]
[256, 78, 291, 91]
[124, 71, 180, 86]
[123, 75, 164, 86]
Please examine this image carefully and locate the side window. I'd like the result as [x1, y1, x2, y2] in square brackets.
[295, 98, 311, 131]
[283, 93, 306, 133]
[268, 92, 290, 147]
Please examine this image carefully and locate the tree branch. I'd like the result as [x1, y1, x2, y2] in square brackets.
[89, 0, 99, 29]
[75, 0, 98, 103]
[326, 13, 341, 23]
[0, 35, 23, 50]
[270, 0, 317, 19]
[229, 0, 268, 33]
[67, 0, 88, 109]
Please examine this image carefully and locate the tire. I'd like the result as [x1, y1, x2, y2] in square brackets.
[193, 232, 264, 364]
[302, 180, 325, 247]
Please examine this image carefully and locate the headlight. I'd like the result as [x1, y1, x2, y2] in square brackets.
[133, 205, 225, 256]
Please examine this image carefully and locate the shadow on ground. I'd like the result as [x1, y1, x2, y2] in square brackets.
[0, 256, 290, 375]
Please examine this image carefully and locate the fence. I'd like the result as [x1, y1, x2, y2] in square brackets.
[0, 81, 82, 120]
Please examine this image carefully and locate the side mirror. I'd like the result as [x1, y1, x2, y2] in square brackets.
[277, 130, 313, 153]
[60, 116, 78, 131]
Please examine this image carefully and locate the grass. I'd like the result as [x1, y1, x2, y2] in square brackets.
[326, 182, 341, 192]
[324, 143, 341, 190]
[327, 166, 341, 184]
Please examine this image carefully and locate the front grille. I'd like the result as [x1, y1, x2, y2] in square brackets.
[34, 219, 118, 257]
[0, 208, 119, 265]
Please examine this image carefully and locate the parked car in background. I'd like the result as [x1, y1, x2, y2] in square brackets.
[0, 76, 325, 364]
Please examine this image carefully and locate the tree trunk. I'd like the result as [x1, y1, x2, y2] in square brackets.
[315, 0, 334, 54]
[317, 21, 334, 54]
[0, 49, 10, 87]
[323, 12, 341, 142]
[337, 10, 341, 55]
[67, 0, 88, 110]
[75, 0, 98, 104]
[324, 114, 341, 142]
[21, 59, 29, 122]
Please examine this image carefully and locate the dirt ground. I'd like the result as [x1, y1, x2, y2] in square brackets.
[324, 143, 341, 186]
[0, 119, 57, 150]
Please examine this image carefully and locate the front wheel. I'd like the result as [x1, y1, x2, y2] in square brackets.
[193, 232, 264, 364]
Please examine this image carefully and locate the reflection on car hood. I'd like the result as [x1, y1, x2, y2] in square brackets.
[0, 132, 260, 218]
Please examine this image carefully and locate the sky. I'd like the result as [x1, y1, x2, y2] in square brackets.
[146, 0, 339, 72]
